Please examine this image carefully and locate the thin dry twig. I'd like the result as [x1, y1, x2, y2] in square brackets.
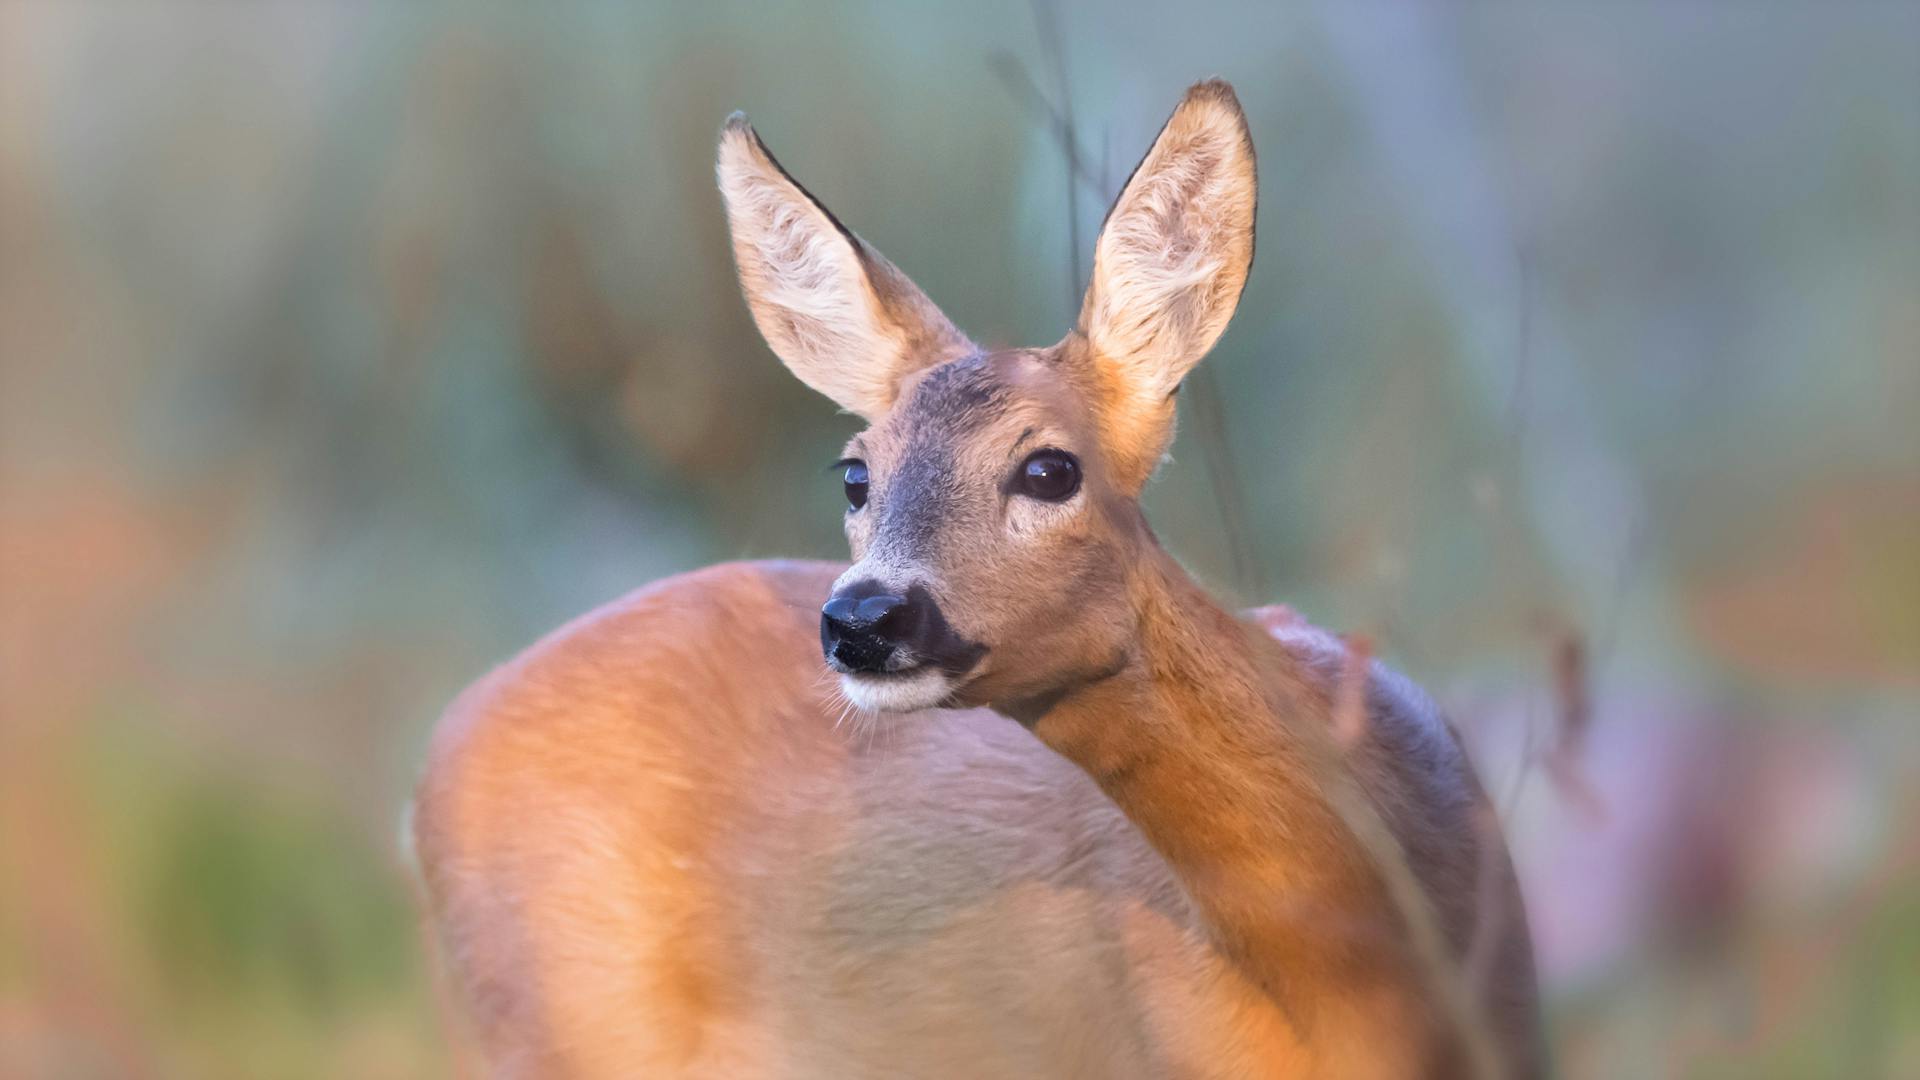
[983, 53, 1107, 198]
[1028, 0, 1081, 311]
[1540, 619, 1607, 825]
[1462, 801, 1511, 1004]
[999, 21, 1510, 1074]
[1323, 638, 1510, 1080]
[992, 11, 1266, 602]
[1185, 365, 1267, 599]
[1504, 242, 1536, 448]
[1333, 632, 1374, 749]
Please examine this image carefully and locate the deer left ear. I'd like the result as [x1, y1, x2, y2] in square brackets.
[717, 114, 974, 421]
[1076, 79, 1256, 490]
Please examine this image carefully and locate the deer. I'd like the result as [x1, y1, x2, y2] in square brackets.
[413, 79, 1543, 1078]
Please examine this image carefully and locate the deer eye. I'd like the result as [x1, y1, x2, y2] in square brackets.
[1017, 449, 1080, 502]
[841, 460, 869, 510]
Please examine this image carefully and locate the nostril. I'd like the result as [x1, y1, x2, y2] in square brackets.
[821, 588, 914, 673]
[854, 594, 907, 631]
[821, 595, 860, 635]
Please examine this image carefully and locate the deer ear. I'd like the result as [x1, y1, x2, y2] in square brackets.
[717, 115, 973, 421]
[1076, 80, 1256, 490]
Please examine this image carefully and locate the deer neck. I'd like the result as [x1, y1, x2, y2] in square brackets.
[1010, 542, 1412, 1015]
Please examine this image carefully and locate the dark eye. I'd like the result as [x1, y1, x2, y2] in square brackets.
[1017, 449, 1081, 502]
[841, 460, 869, 510]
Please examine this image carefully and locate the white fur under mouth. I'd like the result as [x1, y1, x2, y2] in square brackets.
[839, 666, 956, 713]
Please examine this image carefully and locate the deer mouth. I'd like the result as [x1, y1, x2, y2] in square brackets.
[838, 663, 964, 714]
[820, 583, 987, 714]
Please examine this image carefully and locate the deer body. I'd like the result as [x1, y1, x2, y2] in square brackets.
[416, 81, 1541, 1077]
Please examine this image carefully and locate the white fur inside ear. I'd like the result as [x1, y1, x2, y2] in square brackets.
[717, 129, 906, 417]
[1084, 85, 1256, 401]
[717, 121, 977, 420]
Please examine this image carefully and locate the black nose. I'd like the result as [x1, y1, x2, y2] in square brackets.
[820, 581, 920, 674]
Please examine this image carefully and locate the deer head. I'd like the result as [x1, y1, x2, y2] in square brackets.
[718, 80, 1256, 714]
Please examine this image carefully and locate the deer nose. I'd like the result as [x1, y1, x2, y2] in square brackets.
[821, 582, 916, 674]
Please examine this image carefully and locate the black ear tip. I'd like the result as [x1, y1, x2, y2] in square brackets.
[721, 111, 755, 141]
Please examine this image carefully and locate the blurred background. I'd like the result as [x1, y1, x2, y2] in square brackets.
[2, 1, 1915, 1076]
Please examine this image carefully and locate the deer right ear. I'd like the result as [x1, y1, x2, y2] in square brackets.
[717, 115, 973, 421]
[1075, 80, 1257, 491]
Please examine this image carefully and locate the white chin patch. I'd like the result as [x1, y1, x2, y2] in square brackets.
[840, 667, 955, 714]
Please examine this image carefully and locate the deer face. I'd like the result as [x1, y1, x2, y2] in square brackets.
[820, 347, 1139, 712]
[717, 80, 1256, 714]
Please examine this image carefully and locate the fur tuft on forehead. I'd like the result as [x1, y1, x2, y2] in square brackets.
[894, 354, 1008, 429]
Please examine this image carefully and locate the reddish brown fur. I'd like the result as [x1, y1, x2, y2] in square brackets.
[415, 80, 1541, 1077]
[416, 561, 1538, 1076]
